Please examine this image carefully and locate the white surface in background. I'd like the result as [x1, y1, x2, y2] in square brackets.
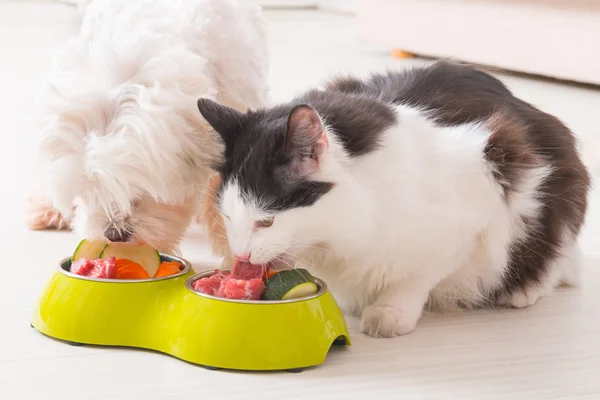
[318, 0, 357, 13]
[359, 0, 600, 85]
[254, 0, 357, 13]
[0, 3, 599, 399]
[254, 0, 318, 8]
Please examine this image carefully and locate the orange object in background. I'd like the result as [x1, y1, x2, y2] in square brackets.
[115, 259, 150, 280]
[391, 49, 415, 59]
[154, 261, 181, 278]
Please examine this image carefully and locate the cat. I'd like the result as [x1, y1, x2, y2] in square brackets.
[197, 61, 590, 337]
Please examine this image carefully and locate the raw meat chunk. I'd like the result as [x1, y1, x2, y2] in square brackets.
[70, 257, 116, 279]
[230, 261, 267, 279]
[191, 265, 266, 300]
[192, 272, 223, 296]
[216, 277, 265, 300]
[70, 258, 94, 276]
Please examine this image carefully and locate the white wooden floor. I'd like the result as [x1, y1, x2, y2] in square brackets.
[1, 3, 599, 399]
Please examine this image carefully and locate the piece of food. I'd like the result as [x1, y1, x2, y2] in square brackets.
[192, 271, 223, 295]
[100, 243, 161, 277]
[70, 257, 116, 279]
[71, 240, 169, 280]
[89, 257, 117, 279]
[231, 260, 267, 279]
[70, 258, 94, 276]
[154, 261, 182, 278]
[72, 239, 107, 261]
[115, 258, 141, 270]
[115, 261, 150, 280]
[261, 269, 318, 300]
[264, 269, 279, 279]
[216, 276, 265, 300]
[191, 269, 266, 300]
[191, 265, 319, 301]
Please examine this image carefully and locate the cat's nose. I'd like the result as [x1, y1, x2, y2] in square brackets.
[104, 227, 131, 243]
[234, 252, 251, 262]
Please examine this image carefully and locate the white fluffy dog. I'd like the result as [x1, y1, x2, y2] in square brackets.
[30, 0, 268, 252]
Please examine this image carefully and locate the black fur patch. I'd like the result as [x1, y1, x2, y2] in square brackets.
[300, 90, 397, 157]
[200, 88, 396, 212]
[326, 62, 513, 126]
[204, 104, 333, 212]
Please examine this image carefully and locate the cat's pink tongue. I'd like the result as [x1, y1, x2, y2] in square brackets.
[230, 260, 267, 279]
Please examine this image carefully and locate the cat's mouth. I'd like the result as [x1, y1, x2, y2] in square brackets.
[231, 256, 294, 279]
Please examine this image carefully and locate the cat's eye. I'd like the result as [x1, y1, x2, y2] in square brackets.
[256, 216, 274, 228]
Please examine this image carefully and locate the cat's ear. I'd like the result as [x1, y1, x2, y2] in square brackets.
[197, 98, 244, 148]
[285, 105, 329, 160]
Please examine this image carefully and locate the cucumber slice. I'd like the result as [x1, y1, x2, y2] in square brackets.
[72, 239, 107, 262]
[262, 269, 319, 300]
[281, 282, 320, 300]
[100, 243, 161, 277]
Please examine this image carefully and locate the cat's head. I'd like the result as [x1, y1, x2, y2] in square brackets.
[197, 98, 336, 266]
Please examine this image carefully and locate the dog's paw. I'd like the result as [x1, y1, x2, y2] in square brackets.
[360, 305, 417, 338]
[25, 192, 70, 231]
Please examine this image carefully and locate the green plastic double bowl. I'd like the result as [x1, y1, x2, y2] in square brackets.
[31, 254, 351, 371]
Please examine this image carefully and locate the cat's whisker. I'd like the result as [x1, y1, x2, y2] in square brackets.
[210, 233, 229, 241]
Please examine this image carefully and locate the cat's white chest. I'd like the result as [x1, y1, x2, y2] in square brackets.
[304, 105, 512, 313]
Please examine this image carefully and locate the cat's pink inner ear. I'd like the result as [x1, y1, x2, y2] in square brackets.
[286, 105, 327, 159]
[315, 129, 329, 156]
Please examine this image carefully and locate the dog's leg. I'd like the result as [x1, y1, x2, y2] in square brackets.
[25, 189, 71, 231]
[199, 174, 235, 267]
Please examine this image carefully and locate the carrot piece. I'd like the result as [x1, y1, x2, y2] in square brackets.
[154, 261, 181, 278]
[115, 263, 150, 280]
[264, 269, 279, 279]
[115, 258, 144, 270]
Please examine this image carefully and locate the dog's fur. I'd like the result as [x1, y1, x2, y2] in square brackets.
[33, 0, 268, 252]
[202, 174, 236, 267]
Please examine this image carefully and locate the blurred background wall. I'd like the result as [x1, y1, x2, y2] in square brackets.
[255, 0, 600, 85]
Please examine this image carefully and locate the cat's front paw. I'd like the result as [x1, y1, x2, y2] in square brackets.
[360, 305, 417, 338]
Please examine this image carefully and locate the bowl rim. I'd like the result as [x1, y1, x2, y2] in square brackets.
[184, 269, 328, 304]
[57, 253, 192, 283]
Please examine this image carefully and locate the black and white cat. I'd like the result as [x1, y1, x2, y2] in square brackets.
[197, 62, 590, 337]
